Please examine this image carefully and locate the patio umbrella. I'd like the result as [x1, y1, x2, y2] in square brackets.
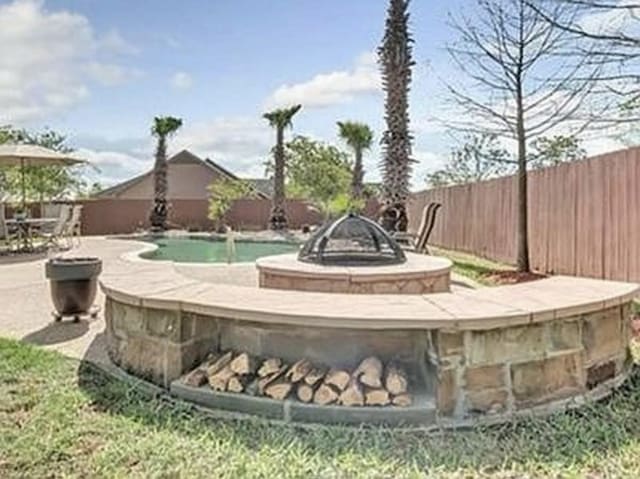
[0, 144, 86, 211]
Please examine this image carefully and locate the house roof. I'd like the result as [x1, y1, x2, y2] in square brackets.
[245, 177, 275, 198]
[95, 150, 270, 199]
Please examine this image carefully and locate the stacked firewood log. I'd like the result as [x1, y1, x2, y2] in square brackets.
[181, 351, 412, 407]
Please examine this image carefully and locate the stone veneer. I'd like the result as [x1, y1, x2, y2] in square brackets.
[256, 252, 452, 294]
[101, 245, 639, 427]
[104, 295, 634, 426]
[432, 304, 632, 419]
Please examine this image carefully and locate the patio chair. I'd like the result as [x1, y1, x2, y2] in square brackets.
[63, 205, 83, 247]
[42, 204, 72, 250]
[0, 203, 16, 251]
[412, 202, 441, 255]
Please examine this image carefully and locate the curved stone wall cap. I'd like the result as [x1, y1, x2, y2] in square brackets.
[100, 251, 639, 330]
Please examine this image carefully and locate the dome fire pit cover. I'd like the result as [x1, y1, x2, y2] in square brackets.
[298, 213, 407, 266]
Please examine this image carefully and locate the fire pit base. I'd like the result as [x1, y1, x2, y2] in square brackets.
[256, 252, 452, 294]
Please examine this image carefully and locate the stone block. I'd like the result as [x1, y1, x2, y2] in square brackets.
[468, 324, 546, 365]
[105, 329, 122, 360]
[145, 308, 182, 342]
[117, 336, 165, 385]
[511, 353, 584, 407]
[466, 388, 508, 414]
[397, 279, 425, 295]
[165, 343, 200, 386]
[464, 364, 506, 391]
[436, 368, 457, 416]
[434, 331, 464, 358]
[104, 297, 114, 330]
[111, 300, 145, 338]
[192, 313, 220, 340]
[586, 360, 616, 389]
[180, 313, 195, 342]
[432, 275, 450, 293]
[582, 306, 623, 365]
[549, 320, 581, 352]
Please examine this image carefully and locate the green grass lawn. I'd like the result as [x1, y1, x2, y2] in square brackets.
[429, 246, 510, 286]
[431, 246, 545, 286]
[2, 338, 640, 478]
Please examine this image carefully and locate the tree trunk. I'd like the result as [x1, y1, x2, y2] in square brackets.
[150, 135, 169, 231]
[270, 126, 287, 230]
[379, 0, 414, 233]
[515, 57, 530, 272]
[351, 148, 364, 202]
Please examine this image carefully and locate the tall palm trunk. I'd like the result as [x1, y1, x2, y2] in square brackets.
[271, 126, 287, 230]
[379, 0, 414, 233]
[352, 147, 364, 200]
[150, 135, 168, 230]
[263, 105, 301, 230]
[148, 116, 182, 232]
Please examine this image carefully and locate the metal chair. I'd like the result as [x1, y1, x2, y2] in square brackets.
[413, 202, 441, 254]
[0, 203, 16, 251]
[42, 204, 72, 250]
[63, 205, 83, 248]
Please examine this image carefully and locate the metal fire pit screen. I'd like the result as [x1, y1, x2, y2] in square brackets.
[298, 214, 407, 266]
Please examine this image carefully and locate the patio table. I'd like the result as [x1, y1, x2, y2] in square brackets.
[6, 218, 58, 252]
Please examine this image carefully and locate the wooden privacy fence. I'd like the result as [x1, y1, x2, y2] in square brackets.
[75, 197, 380, 236]
[409, 147, 640, 283]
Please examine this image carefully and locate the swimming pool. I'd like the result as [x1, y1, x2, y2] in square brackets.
[138, 236, 300, 263]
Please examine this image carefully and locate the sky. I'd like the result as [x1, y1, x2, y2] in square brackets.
[0, 0, 632, 190]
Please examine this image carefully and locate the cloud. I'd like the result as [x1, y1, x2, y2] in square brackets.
[170, 71, 193, 90]
[86, 62, 142, 86]
[0, 0, 138, 123]
[164, 35, 181, 49]
[264, 52, 381, 110]
[174, 117, 273, 177]
[75, 147, 149, 187]
[73, 117, 275, 187]
[98, 29, 139, 55]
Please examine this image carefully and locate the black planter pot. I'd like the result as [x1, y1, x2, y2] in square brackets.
[45, 257, 102, 321]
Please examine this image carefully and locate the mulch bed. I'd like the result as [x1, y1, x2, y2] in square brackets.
[483, 270, 547, 285]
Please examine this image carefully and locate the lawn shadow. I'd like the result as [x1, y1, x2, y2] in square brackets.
[22, 319, 89, 346]
[74, 332, 640, 473]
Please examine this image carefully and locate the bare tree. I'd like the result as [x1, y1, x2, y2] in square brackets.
[445, 0, 603, 272]
[426, 134, 512, 187]
[529, 1, 640, 123]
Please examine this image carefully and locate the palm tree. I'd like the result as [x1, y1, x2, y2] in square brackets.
[263, 105, 302, 230]
[149, 116, 182, 231]
[337, 121, 374, 202]
[378, 0, 415, 232]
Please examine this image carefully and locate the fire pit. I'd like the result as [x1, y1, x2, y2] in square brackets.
[298, 213, 407, 266]
[257, 214, 452, 294]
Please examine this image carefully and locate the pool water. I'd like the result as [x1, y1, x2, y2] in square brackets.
[139, 237, 300, 263]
